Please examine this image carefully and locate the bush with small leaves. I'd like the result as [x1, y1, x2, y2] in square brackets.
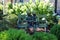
[50, 24, 60, 40]
[33, 32, 58, 40]
[0, 29, 32, 40]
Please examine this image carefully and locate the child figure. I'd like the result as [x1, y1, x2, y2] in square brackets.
[26, 12, 34, 34]
[32, 12, 41, 32]
[32, 13, 37, 28]
[39, 17, 48, 32]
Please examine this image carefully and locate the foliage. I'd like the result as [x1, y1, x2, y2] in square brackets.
[5, 0, 54, 16]
[50, 24, 60, 40]
[0, 3, 3, 20]
[33, 32, 58, 40]
[0, 29, 32, 40]
[0, 3, 3, 11]
[4, 14, 18, 25]
[0, 20, 8, 32]
[4, 0, 54, 28]
[6, 3, 27, 16]
[0, 28, 58, 40]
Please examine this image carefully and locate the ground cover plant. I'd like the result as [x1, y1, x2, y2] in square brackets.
[50, 24, 60, 40]
[0, 29, 58, 40]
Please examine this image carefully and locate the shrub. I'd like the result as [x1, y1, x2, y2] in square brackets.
[47, 33, 58, 40]
[0, 20, 8, 32]
[4, 0, 54, 28]
[50, 24, 60, 40]
[0, 29, 18, 40]
[0, 30, 11, 40]
[0, 29, 32, 40]
[3, 14, 18, 28]
[33, 32, 58, 40]
[18, 32, 33, 40]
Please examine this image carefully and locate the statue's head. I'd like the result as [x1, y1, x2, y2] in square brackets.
[27, 10, 31, 16]
[32, 11, 36, 16]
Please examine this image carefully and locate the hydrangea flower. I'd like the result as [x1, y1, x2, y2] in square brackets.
[0, 4, 3, 10]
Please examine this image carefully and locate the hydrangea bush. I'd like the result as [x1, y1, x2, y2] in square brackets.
[4, 0, 54, 28]
[6, 0, 54, 16]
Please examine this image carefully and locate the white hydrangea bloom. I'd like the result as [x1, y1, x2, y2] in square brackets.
[0, 4, 3, 10]
[20, 5, 27, 12]
[42, 18, 46, 20]
[8, 9, 13, 14]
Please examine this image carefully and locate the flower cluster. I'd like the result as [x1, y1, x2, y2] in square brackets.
[0, 3, 3, 11]
[5, 0, 54, 16]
